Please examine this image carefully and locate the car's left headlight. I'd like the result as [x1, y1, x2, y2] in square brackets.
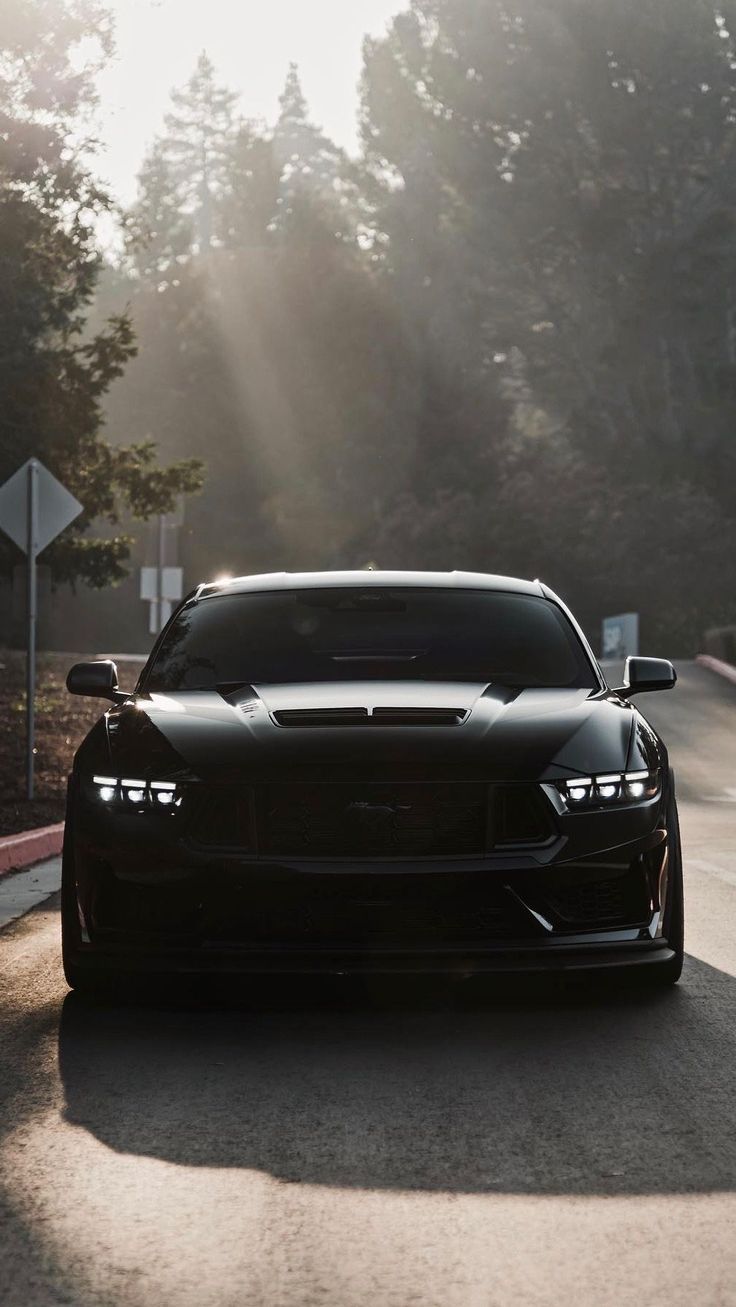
[92, 776, 182, 809]
[553, 770, 659, 811]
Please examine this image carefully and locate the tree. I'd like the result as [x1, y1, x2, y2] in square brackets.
[217, 123, 280, 251]
[106, 0, 736, 649]
[362, 0, 736, 502]
[271, 63, 362, 242]
[0, 0, 203, 587]
[113, 57, 418, 578]
[159, 51, 240, 252]
[125, 142, 195, 282]
[359, 0, 736, 647]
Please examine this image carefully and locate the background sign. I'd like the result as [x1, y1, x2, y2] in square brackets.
[140, 564, 183, 633]
[602, 612, 639, 660]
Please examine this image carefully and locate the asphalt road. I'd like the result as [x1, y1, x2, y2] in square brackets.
[1, 661, 736, 1307]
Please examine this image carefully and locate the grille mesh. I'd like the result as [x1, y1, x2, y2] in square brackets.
[187, 781, 556, 856]
[260, 782, 487, 857]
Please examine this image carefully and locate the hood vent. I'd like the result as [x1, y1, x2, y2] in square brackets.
[272, 707, 468, 728]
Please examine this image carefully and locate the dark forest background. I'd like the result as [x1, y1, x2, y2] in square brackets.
[5, 0, 736, 652]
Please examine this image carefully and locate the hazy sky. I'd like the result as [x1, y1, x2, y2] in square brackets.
[94, 0, 407, 205]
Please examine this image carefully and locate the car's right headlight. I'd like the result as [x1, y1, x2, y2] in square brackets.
[553, 770, 659, 812]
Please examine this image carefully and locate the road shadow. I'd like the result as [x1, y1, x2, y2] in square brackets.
[58, 958, 736, 1194]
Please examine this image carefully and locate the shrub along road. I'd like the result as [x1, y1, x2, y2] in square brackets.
[0, 662, 735, 1307]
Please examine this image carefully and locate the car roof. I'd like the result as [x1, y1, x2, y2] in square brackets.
[194, 570, 547, 600]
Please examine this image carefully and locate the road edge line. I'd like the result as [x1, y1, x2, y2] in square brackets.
[0, 823, 64, 879]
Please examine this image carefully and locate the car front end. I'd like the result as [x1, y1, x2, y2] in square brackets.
[62, 575, 682, 986]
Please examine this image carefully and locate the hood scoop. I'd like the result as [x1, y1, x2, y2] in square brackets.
[272, 707, 468, 728]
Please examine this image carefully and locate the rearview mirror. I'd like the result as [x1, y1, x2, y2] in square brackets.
[66, 660, 126, 703]
[615, 656, 676, 697]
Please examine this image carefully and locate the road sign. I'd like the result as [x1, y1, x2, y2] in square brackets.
[0, 458, 82, 556]
[0, 459, 83, 799]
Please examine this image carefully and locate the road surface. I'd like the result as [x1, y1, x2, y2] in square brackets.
[1, 661, 736, 1307]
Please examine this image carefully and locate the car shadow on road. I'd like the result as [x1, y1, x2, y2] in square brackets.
[58, 956, 736, 1195]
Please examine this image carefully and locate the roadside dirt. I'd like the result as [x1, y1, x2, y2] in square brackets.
[0, 650, 146, 836]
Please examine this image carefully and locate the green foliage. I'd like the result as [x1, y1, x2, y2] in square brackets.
[0, 0, 203, 588]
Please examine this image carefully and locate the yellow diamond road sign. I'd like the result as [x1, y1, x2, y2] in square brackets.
[0, 458, 82, 556]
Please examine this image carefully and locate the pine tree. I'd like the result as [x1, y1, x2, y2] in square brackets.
[126, 143, 195, 280]
[217, 123, 280, 251]
[272, 63, 360, 241]
[160, 51, 240, 252]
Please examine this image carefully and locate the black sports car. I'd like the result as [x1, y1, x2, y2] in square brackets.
[62, 570, 683, 992]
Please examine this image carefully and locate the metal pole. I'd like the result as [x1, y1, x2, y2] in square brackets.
[157, 513, 165, 632]
[26, 459, 38, 801]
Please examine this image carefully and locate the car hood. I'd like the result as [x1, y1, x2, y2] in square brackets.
[105, 680, 637, 784]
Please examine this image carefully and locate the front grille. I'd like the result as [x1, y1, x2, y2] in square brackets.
[260, 782, 488, 857]
[186, 781, 557, 856]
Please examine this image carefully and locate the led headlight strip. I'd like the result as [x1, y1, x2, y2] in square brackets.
[557, 769, 659, 810]
[93, 776, 181, 807]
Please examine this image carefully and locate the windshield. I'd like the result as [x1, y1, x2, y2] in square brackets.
[143, 587, 598, 691]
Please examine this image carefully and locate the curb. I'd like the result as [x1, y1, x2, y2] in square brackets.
[695, 653, 736, 687]
[0, 823, 65, 878]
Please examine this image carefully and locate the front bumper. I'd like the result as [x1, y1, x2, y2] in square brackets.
[67, 808, 676, 976]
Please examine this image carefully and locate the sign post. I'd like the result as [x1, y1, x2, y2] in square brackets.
[26, 461, 39, 800]
[140, 509, 184, 634]
[0, 459, 83, 799]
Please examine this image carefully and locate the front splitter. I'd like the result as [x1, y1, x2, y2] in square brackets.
[67, 936, 676, 977]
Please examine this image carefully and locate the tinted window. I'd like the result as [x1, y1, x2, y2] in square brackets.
[144, 588, 597, 690]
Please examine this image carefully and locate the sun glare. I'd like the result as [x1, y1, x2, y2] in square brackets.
[96, 0, 406, 205]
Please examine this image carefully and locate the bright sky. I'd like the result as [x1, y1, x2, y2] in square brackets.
[94, 0, 407, 205]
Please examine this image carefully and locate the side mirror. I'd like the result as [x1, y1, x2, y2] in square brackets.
[66, 660, 126, 703]
[615, 656, 677, 697]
